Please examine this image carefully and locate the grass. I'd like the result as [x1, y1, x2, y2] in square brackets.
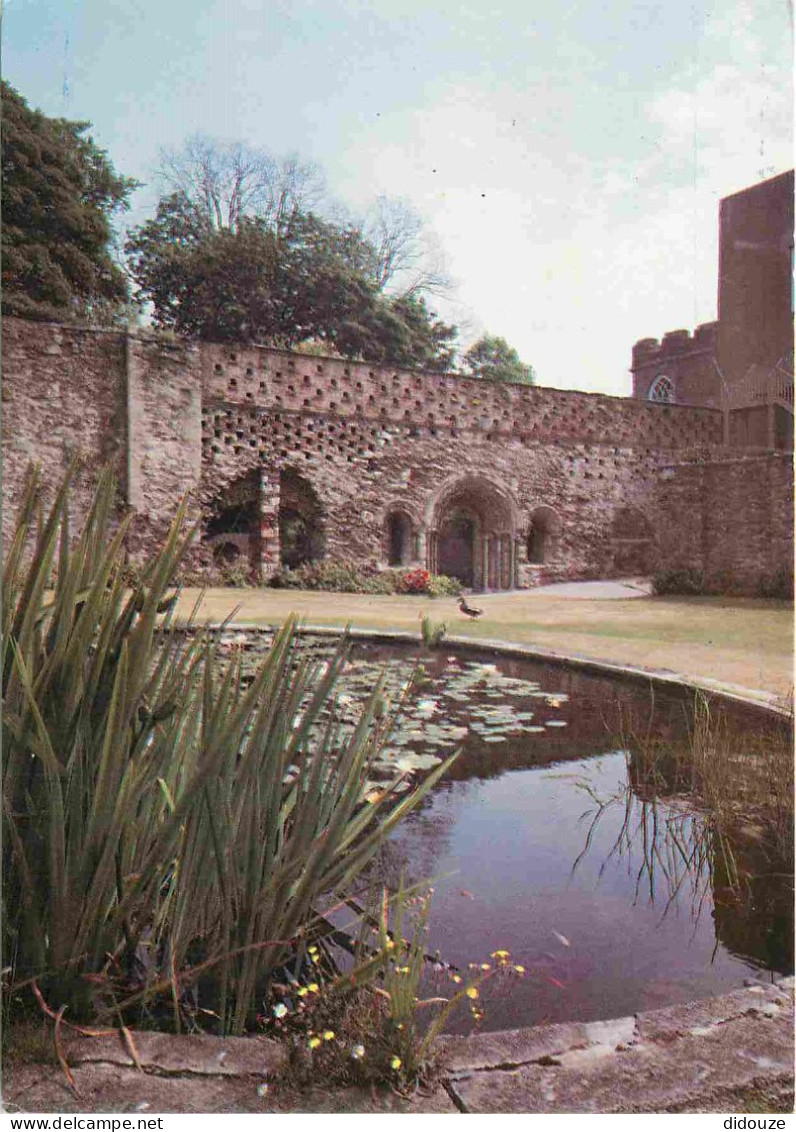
[172, 588, 794, 699]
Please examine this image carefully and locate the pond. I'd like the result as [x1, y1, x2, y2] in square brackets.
[235, 632, 793, 1034]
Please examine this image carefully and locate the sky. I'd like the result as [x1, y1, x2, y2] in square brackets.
[2, 0, 792, 394]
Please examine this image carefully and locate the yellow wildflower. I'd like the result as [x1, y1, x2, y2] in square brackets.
[390, 1056, 402, 1070]
[466, 987, 479, 1000]
[491, 950, 510, 960]
[451, 974, 462, 984]
[308, 982, 319, 993]
[297, 987, 309, 997]
[514, 965, 526, 974]
[308, 1036, 322, 1050]
[322, 1030, 335, 1041]
[480, 963, 491, 971]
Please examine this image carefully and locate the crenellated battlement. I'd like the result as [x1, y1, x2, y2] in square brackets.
[631, 322, 718, 369]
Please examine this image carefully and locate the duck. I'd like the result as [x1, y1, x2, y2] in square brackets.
[458, 596, 484, 619]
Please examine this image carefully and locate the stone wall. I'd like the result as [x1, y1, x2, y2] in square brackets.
[2, 317, 127, 531]
[631, 323, 720, 408]
[655, 452, 794, 593]
[11, 315, 790, 592]
[201, 341, 723, 450]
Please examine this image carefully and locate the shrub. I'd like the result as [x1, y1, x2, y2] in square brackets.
[652, 566, 705, 595]
[269, 560, 461, 597]
[426, 573, 462, 598]
[2, 466, 457, 1035]
[396, 567, 431, 594]
[757, 567, 794, 600]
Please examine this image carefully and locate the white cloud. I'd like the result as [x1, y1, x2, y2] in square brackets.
[332, 0, 792, 395]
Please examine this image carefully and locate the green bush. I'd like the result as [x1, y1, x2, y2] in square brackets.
[652, 567, 705, 595]
[426, 573, 462, 598]
[2, 466, 457, 1035]
[757, 567, 794, 600]
[269, 560, 462, 598]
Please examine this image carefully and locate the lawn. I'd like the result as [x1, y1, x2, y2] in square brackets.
[174, 588, 794, 700]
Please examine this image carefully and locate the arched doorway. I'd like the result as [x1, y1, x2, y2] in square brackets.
[203, 471, 259, 573]
[386, 510, 415, 566]
[279, 468, 325, 569]
[427, 475, 518, 591]
[437, 510, 476, 586]
[527, 506, 560, 564]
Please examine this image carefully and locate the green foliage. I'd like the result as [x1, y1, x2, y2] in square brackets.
[1, 82, 137, 323]
[355, 882, 489, 1088]
[757, 567, 794, 600]
[652, 566, 705, 595]
[420, 617, 447, 649]
[269, 560, 396, 595]
[425, 573, 462, 598]
[2, 466, 458, 1035]
[462, 333, 535, 385]
[125, 194, 457, 369]
[268, 560, 461, 597]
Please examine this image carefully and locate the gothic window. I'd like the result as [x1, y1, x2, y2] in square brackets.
[648, 374, 675, 403]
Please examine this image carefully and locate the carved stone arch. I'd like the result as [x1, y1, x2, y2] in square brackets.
[426, 473, 520, 591]
[526, 505, 561, 565]
[278, 465, 325, 569]
[381, 500, 422, 567]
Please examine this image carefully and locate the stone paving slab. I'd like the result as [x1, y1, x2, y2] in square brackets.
[61, 1029, 287, 1078]
[4, 982, 792, 1114]
[442, 1016, 636, 1075]
[3, 1061, 458, 1115]
[448, 982, 795, 1114]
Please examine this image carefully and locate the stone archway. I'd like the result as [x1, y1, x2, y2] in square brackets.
[385, 508, 416, 566]
[427, 475, 519, 591]
[279, 467, 325, 569]
[527, 506, 561, 564]
[203, 470, 260, 574]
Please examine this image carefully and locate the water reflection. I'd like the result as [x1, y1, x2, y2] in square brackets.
[352, 643, 793, 1032]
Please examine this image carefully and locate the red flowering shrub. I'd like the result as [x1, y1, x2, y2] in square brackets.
[396, 568, 432, 594]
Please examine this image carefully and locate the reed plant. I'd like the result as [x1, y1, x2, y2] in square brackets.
[572, 691, 793, 914]
[2, 466, 457, 1035]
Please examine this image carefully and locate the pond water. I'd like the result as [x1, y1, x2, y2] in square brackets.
[234, 632, 793, 1034]
[350, 641, 793, 1033]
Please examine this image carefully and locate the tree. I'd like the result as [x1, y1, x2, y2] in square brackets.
[155, 134, 325, 237]
[361, 194, 452, 298]
[126, 195, 458, 369]
[461, 334, 536, 385]
[1, 82, 137, 322]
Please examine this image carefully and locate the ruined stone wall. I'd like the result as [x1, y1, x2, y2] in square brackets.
[2, 317, 127, 531]
[654, 452, 794, 592]
[201, 342, 723, 450]
[3, 316, 743, 587]
[202, 400, 702, 584]
[125, 333, 203, 529]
